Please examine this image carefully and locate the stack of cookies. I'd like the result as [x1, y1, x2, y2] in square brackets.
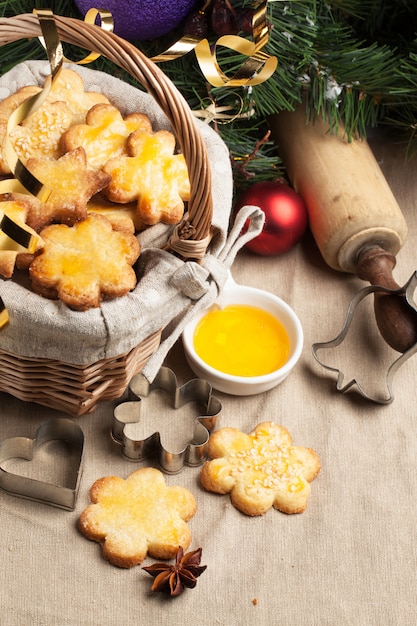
[0, 68, 190, 311]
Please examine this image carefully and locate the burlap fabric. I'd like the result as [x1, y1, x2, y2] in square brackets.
[0, 61, 263, 379]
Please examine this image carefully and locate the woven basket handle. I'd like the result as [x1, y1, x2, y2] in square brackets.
[0, 12, 213, 254]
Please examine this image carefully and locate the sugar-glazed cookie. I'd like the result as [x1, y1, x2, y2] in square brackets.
[102, 128, 190, 226]
[200, 422, 320, 516]
[0, 69, 109, 175]
[9, 100, 73, 165]
[0, 85, 42, 121]
[61, 103, 152, 171]
[78, 467, 197, 568]
[0, 85, 42, 174]
[25, 147, 111, 230]
[87, 194, 146, 233]
[47, 67, 110, 124]
[29, 213, 140, 311]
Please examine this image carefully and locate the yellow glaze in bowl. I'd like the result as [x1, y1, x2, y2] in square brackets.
[193, 304, 290, 377]
[182, 276, 303, 396]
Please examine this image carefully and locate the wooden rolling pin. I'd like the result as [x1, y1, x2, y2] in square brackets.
[269, 104, 417, 353]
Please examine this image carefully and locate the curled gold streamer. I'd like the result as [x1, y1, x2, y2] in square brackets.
[0, 9, 63, 306]
[194, 35, 277, 87]
[0, 8, 114, 254]
[0, 213, 37, 253]
[0, 296, 9, 329]
[193, 91, 255, 124]
[0, 9, 114, 327]
[37, 8, 114, 64]
[151, 1, 277, 87]
[36, 8, 64, 76]
[0, 9, 64, 209]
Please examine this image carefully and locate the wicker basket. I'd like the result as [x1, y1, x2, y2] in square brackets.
[0, 13, 215, 416]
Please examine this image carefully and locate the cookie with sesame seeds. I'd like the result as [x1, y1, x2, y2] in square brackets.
[0, 69, 109, 175]
[200, 422, 320, 516]
[9, 99, 73, 166]
[0, 85, 42, 174]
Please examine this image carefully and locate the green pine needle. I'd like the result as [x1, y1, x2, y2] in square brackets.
[1, 0, 417, 184]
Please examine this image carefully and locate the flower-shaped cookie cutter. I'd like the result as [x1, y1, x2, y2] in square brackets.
[112, 367, 221, 473]
[312, 272, 417, 404]
[0, 418, 84, 510]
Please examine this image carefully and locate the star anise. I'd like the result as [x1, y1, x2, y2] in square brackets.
[142, 546, 207, 597]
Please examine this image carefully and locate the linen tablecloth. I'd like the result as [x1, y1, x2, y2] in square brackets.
[0, 130, 416, 625]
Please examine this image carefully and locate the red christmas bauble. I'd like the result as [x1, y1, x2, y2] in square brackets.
[75, 0, 198, 41]
[234, 181, 308, 256]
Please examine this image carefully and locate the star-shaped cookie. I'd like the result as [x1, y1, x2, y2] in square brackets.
[25, 147, 111, 230]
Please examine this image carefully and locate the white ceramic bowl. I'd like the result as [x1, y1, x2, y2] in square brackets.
[182, 276, 303, 396]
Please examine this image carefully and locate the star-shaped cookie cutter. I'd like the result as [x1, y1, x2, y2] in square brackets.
[312, 272, 417, 404]
[112, 367, 222, 473]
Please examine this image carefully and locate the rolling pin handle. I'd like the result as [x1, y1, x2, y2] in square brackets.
[356, 245, 398, 289]
[356, 245, 417, 353]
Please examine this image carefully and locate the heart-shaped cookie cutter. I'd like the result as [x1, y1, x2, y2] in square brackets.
[112, 367, 222, 473]
[0, 418, 84, 510]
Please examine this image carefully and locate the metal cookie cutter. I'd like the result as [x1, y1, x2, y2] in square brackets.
[0, 418, 84, 510]
[112, 367, 222, 473]
[312, 272, 417, 404]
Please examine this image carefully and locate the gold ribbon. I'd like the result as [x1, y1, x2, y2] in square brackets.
[38, 8, 114, 64]
[0, 296, 9, 329]
[0, 212, 37, 253]
[0, 9, 64, 258]
[193, 91, 255, 124]
[151, 1, 277, 87]
[0, 9, 114, 250]
[0, 9, 113, 328]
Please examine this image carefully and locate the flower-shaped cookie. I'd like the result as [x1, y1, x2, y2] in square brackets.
[10, 100, 73, 165]
[78, 467, 197, 568]
[29, 213, 140, 311]
[0, 85, 42, 174]
[200, 422, 320, 516]
[61, 103, 152, 170]
[103, 128, 190, 226]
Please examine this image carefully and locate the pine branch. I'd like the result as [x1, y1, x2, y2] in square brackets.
[1, 0, 417, 183]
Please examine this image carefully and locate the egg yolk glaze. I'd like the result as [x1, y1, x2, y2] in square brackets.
[193, 304, 290, 377]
